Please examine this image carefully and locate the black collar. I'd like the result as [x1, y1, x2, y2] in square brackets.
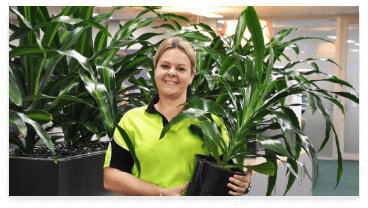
[146, 97, 190, 127]
[145, 97, 190, 114]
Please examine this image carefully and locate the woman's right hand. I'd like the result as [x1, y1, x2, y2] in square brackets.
[162, 182, 189, 196]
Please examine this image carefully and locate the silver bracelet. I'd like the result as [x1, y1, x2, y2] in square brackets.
[243, 182, 252, 195]
[160, 189, 163, 196]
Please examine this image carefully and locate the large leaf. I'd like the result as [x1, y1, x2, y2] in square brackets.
[115, 123, 141, 178]
[9, 110, 27, 137]
[225, 162, 275, 176]
[271, 110, 297, 157]
[11, 110, 57, 162]
[245, 6, 264, 86]
[23, 109, 52, 125]
[219, 56, 237, 76]
[199, 120, 227, 159]
[79, 73, 114, 138]
[234, 9, 247, 48]
[9, 75, 23, 105]
[331, 124, 343, 189]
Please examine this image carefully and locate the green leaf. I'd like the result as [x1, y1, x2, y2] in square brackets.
[219, 56, 237, 76]
[255, 136, 294, 159]
[115, 123, 141, 178]
[226, 162, 275, 176]
[331, 124, 343, 189]
[152, 23, 176, 30]
[271, 110, 297, 157]
[196, 71, 214, 91]
[245, 6, 264, 86]
[265, 149, 277, 195]
[9, 110, 28, 137]
[163, 13, 190, 23]
[79, 73, 114, 138]
[23, 109, 52, 125]
[9, 44, 59, 59]
[9, 75, 23, 106]
[142, 6, 167, 21]
[22, 94, 97, 109]
[12, 110, 57, 162]
[333, 91, 359, 104]
[234, 9, 247, 47]
[199, 120, 227, 158]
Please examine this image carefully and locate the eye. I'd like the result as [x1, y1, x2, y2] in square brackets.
[178, 68, 185, 71]
[162, 65, 169, 69]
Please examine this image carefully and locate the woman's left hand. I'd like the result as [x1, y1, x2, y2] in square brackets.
[227, 167, 252, 196]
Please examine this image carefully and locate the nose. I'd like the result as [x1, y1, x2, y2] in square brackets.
[167, 66, 176, 77]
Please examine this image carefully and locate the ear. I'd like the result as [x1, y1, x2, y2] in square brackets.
[190, 70, 196, 83]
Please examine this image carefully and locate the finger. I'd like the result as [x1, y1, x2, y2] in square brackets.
[233, 175, 249, 185]
[228, 190, 242, 196]
[227, 182, 245, 193]
[182, 182, 189, 190]
[229, 177, 242, 187]
[246, 165, 253, 175]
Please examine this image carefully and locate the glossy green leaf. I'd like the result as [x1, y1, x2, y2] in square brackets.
[234, 9, 247, 47]
[271, 110, 297, 157]
[9, 110, 28, 137]
[255, 136, 294, 159]
[152, 24, 176, 30]
[13, 111, 57, 162]
[9, 75, 23, 106]
[245, 6, 264, 86]
[115, 123, 141, 178]
[265, 149, 277, 195]
[163, 13, 190, 23]
[23, 109, 52, 125]
[96, 65, 117, 124]
[79, 73, 114, 138]
[199, 120, 227, 158]
[226, 162, 275, 176]
[9, 44, 59, 59]
[219, 56, 237, 76]
[333, 91, 359, 104]
[331, 124, 343, 189]
[196, 71, 214, 91]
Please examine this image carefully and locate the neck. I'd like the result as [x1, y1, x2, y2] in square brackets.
[155, 94, 187, 121]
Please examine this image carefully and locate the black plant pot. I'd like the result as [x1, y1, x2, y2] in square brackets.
[186, 154, 246, 196]
[9, 149, 112, 196]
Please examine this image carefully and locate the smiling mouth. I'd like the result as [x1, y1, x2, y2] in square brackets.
[164, 81, 178, 84]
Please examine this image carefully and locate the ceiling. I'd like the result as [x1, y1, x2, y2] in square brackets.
[9, 6, 359, 21]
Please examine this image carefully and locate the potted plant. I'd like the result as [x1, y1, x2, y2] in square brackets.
[8, 6, 175, 196]
[144, 6, 358, 196]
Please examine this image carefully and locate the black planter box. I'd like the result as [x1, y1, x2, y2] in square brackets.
[187, 154, 246, 196]
[9, 150, 112, 196]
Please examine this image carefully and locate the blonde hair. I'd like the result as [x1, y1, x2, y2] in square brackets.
[154, 37, 196, 74]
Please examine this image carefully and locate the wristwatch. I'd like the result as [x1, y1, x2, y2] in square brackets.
[243, 182, 252, 195]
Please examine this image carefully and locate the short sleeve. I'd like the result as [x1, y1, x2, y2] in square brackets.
[103, 116, 135, 173]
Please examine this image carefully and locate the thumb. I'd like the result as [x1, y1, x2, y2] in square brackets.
[246, 164, 253, 175]
[180, 182, 189, 190]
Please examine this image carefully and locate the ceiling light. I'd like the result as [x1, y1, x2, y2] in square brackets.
[350, 49, 359, 52]
[327, 36, 336, 39]
[190, 10, 223, 18]
[347, 39, 355, 43]
[354, 43, 359, 46]
[217, 20, 225, 23]
[297, 69, 314, 72]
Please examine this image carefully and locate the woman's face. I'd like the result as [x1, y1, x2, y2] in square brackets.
[155, 48, 195, 99]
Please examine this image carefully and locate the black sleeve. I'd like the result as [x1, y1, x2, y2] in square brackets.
[109, 137, 134, 174]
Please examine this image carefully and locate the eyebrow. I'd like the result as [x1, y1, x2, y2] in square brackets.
[161, 61, 187, 66]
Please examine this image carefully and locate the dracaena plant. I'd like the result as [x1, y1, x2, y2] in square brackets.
[155, 6, 359, 195]
[9, 6, 162, 159]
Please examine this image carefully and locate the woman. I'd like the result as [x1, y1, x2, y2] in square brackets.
[103, 37, 252, 196]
